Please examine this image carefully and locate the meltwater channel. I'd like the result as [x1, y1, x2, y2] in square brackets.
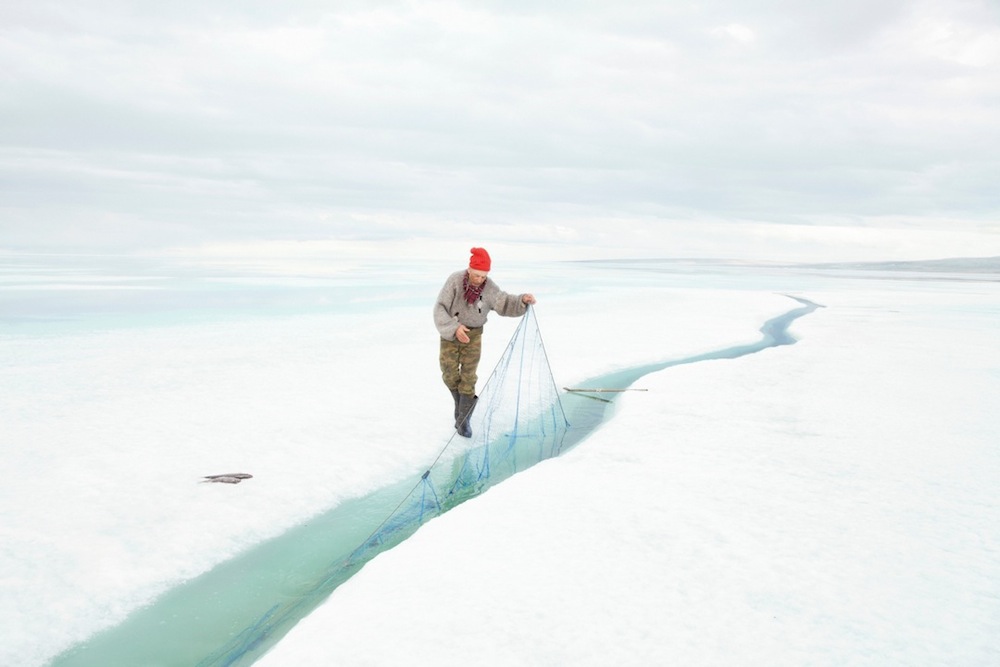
[49, 296, 820, 667]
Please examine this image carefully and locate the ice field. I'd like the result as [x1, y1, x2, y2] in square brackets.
[2, 254, 998, 666]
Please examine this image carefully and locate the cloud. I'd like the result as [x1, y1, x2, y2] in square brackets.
[1, 0, 998, 260]
[711, 23, 756, 44]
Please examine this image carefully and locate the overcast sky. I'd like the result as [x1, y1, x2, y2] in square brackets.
[2, 0, 999, 261]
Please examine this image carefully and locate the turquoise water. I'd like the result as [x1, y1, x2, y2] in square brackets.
[48, 296, 820, 667]
[0, 254, 448, 337]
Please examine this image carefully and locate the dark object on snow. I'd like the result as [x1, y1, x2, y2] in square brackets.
[202, 473, 253, 484]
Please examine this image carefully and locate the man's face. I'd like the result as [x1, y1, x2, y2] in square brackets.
[468, 269, 488, 286]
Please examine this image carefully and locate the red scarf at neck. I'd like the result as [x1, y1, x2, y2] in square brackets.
[463, 274, 486, 305]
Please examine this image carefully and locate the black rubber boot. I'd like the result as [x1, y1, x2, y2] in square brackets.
[456, 393, 478, 438]
[449, 388, 461, 423]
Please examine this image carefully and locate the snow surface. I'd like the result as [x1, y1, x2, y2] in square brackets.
[2, 258, 998, 666]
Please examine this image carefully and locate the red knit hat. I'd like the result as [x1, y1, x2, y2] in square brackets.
[469, 247, 491, 272]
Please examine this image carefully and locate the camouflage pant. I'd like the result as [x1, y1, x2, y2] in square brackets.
[439, 327, 483, 396]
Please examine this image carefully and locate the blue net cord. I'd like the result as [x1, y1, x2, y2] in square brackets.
[347, 305, 569, 561]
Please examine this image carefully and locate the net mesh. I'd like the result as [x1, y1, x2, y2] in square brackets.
[447, 306, 570, 501]
[348, 305, 570, 563]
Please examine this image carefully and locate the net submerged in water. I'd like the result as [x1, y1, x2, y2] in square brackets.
[348, 305, 571, 563]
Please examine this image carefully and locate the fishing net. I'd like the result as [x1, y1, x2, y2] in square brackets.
[347, 305, 570, 563]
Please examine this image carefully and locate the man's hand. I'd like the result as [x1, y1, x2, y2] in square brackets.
[522, 293, 537, 305]
[456, 324, 471, 343]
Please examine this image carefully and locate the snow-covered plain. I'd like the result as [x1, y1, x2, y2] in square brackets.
[2, 255, 998, 666]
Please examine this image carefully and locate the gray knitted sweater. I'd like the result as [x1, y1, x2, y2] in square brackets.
[433, 270, 528, 341]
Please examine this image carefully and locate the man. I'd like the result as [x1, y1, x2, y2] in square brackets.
[433, 247, 537, 437]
